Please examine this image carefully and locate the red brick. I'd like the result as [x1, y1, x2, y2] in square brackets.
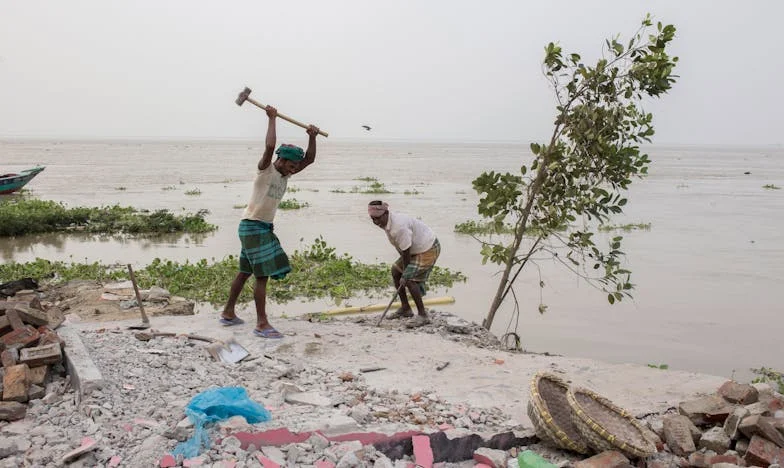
[719, 380, 760, 404]
[708, 453, 744, 465]
[19, 343, 62, 367]
[414, 435, 434, 468]
[745, 434, 784, 466]
[573, 451, 630, 468]
[663, 415, 697, 456]
[11, 304, 49, 327]
[159, 454, 176, 467]
[0, 325, 41, 349]
[2, 364, 30, 402]
[28, 366, 48, 385]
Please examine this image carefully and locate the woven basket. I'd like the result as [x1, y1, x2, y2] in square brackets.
[566, 386, 657, 459]
[527, 371, 590, 454]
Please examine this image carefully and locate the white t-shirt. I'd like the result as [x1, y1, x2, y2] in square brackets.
[384, 211, 436, 254]
[242, 164, 289, 223]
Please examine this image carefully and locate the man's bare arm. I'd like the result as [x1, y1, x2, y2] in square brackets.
[291, 125, 319, 174]
[258, 107, 278, 171]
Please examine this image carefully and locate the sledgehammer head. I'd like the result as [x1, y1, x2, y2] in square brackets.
[235, 87, 252, 106]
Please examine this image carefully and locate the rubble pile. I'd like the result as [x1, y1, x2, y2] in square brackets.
[637, 380, 784, 468]
[1, 286, 68, 425]
[0, 329, 521, 467]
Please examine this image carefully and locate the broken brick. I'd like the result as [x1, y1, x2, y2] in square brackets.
[159, 454, 176, 467]
[28, 383, 45, 400]
[708, 453, 745, 465]
[0, 325, 41, 350]
[0, 315, 9, 332]
[28, 366, 48, 385]
[573, 450, 630, 468]
[5, 309, 25, 330]
[1, 364, 30, 402]
[19, 343, 62, 367]
[739, 414, 784, 448]
[679, 395, 734, 425]
[719, 380, 759, 404]
[37, 326, 65, 349]
[0, 401, 26, 421]
[9, 304, 49, 327]
[414, 435, 434, 468]
[1, 348, 19, 368]
[62, 437, 99, 463]
[663, 415, 697, 456]
[745, 434, 784, 466]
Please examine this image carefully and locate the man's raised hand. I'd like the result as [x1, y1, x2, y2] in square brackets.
[266, 106, 278, 119]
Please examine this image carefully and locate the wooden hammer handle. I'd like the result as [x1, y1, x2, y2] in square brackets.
[247, 97, 329, 137]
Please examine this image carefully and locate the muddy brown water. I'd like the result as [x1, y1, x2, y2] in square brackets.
[2, 139, 783, 379]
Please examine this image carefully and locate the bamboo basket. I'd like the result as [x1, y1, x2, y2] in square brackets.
[566, 386, 657, 459]
[527, 371, 590, 454]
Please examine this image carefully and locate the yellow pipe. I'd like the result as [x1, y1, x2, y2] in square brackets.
[322, 296, 455, 316]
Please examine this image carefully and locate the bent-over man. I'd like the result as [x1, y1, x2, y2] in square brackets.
[368, 200, 441, 326]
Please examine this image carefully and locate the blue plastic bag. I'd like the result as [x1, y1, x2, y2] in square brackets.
[172, 387, 271, 458]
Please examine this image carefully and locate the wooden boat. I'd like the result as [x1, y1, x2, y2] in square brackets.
[0, 166, 45, 194]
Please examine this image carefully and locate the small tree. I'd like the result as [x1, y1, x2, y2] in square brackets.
[474, 15, 678, 330]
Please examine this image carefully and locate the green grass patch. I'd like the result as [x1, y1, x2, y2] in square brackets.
[0, 237, 466, 305]
[647, 363, 669, 370]
[598, 223, 651, 232]
[763, 184, 781, 190]
[751, 367, 784, 393]
[184, 188, 202, 196]
[404, 189, 422, 195]
[454, 220, 514, 235]
[0, 199, 216, 237]
[278, 199, 309, 210]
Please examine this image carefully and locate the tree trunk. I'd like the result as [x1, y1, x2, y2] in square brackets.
[482, 256, 514, 330]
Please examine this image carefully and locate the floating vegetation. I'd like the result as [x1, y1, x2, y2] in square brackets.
[0, 199, 215, 237]
[598, 223, 651, 232]
[162, 186, 177, 191]
[232, 204, 247, 210]
[114, 187, 127, 191]
[0, 237, 466, 305]
[454, 220, 514, 235]
[278, 199, 309, 210]
[763, 184, 781, 190]
[354, 177, 378, 182]
[404, 189, 422, 195]
[287, 186, 300, 193]
[184, 188, 202, 196]
[331, 179, 394, 194]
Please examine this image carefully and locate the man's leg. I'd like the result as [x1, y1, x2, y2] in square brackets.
[222, 272, 251, 320]
[253, 276, 273, 331]
[407, 281, 427, 316]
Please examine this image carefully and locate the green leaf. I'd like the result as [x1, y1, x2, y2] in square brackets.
[608, 293, 615, 304]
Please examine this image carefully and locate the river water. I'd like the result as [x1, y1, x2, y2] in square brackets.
[1, 139, 782, 379]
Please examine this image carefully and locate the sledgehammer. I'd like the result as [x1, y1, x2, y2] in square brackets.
[235, 87, 329, 137]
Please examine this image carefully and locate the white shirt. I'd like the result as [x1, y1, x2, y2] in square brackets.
[242, 164, 289, 223]
[384, 211, 436, 255]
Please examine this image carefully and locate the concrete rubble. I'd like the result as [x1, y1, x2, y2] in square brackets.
[1, 281, 783, 467]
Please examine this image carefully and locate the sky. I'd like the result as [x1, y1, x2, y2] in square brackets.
[1, 0, 782, 145]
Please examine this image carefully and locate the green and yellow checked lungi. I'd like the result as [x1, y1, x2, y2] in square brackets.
[393, 238, 441, 295]
[238, 219, 292, 280]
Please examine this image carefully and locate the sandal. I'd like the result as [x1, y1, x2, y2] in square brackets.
[219, 316, 245, 326]
[387, 308, 414, 320]
[253, 327, 283, 339]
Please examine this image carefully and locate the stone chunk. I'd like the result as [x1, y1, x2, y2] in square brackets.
[745, 434, 784, 466]
[719, 380, 760, 404]
[739, 414, 784, 448]
[724, 406, 750, 440]
[0, 401, 26, 421]
[1, 364, 30, 402]
[679, 395, 734, 425]
[284, 391, 332, 407]
[46, 307, 65, 329]
[19, 343, 62, 367]
[663, 415, 697, 456]
[573, 451, 630, 468]
[37, 326, 65, 349]
[698, 426, 731, 453]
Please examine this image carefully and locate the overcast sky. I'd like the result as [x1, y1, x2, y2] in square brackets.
[1, 1, 782, 144]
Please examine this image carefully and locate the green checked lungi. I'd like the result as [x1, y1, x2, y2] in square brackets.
[393, 238, 441, 296]
[238, 219, 292, 280]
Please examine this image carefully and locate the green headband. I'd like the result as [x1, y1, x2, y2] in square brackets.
[276, 144, 304, 162]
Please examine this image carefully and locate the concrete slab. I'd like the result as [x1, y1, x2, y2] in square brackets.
[58, 325, 105, 399]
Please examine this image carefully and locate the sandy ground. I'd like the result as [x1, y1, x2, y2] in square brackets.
[69, 308, 728, 427]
